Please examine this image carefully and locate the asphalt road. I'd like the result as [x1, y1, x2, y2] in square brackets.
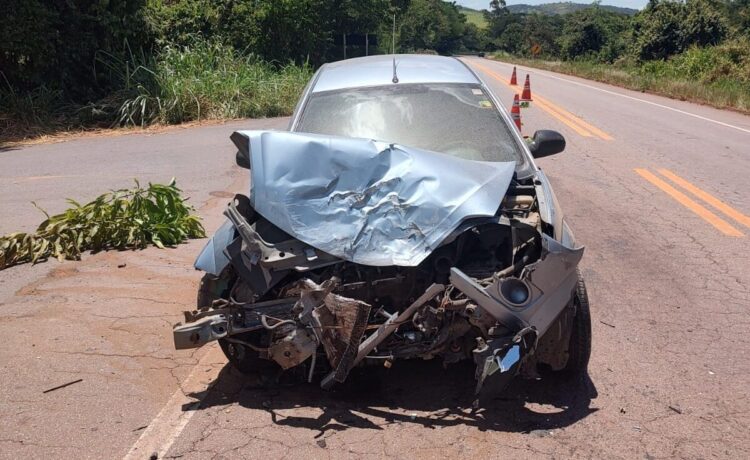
[1, 57, 749, 459]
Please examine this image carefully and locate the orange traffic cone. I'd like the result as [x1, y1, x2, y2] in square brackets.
[521, 74, 533, 102]
[510, 66, 517, 85]
[511, 94, 522, 131]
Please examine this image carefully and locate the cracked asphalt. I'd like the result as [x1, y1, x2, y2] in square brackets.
[2, 59, 749, 459]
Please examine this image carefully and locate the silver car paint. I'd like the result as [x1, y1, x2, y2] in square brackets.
[238, 130, 516, 267]
[310, 54, 480, 94]
[194, 219, 234, 275]
[198, 55, 567, 273]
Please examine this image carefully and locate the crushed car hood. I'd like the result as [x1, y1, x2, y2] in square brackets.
[238, 130, 516, 266]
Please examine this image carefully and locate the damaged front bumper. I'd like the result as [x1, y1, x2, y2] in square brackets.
[448, 234, 583, 398]
[175, 231, 583, 398]
[451, 234, 583, 338]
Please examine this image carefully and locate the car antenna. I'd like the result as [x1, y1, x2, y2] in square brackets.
[391, 13, 399, 84]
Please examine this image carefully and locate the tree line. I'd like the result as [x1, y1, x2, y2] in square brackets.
[2, 0, 748, 131]
[1, 0, 483, 105]
[484, 0, 749, 64]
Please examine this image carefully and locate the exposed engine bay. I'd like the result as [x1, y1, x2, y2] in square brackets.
[174, 178, 584, 399]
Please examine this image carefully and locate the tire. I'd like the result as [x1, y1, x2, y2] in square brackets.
[557, 270, 592, 379]
[196, 273, 225, 309]
[197, 272, 271, 375]
[218, 337, 271, 375]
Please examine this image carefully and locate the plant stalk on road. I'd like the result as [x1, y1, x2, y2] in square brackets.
[0, 179, 205, 270]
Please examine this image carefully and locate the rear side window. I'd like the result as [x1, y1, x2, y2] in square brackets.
[297, 83, 523, 164]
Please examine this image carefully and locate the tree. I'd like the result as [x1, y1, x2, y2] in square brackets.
[495, 21, 526, 54]
[683, 0, 728, 47]
[486, 10, 562, 57]
[559, 7, 629, 61]
[461, 23, 490, 51]
[485, 0, 512, 40]
[724, 0, 750, 35]
[1, 0, 153, 100]
[631, 0, 727, 60]
[148, 0, 222, 47]
[250, 0, 333, 65]
[397, 0, 469, 54]
[524, 13, 564, 57]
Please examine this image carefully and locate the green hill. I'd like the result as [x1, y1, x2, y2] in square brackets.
[455, 2, 638, 25]
[457, 6, 488, 28]
[506, 2, 638, 16]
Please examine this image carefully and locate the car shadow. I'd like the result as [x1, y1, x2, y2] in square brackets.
[187, 358, 598, 437]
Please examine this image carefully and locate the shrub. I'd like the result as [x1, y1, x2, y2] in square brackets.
[0, 79, 66, 136]
[636, 38, 750, 84]
[631, 0, 727, 61]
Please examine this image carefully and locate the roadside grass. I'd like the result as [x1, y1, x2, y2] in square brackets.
[490, 40, 750, 114]
[0, 80, 71, 143]
[106, 40, 312, 126]
[0, 39, 312, 145]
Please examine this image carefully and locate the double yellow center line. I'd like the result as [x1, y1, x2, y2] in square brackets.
[468, 60, 613, 141]
[534, 96, 613, 140]
[635, 168, 749, 237]
[466, 60, 746, 238]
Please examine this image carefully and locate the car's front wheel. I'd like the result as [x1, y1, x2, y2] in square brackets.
[557, 270, 592, 379]
[197, 272, 274, 375]
[218, 336, 270, 375]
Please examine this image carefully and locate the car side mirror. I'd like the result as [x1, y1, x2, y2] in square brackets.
[230, 131, 251, 169]
[235, 150, 250, 169]
[528, 130, 565, 159]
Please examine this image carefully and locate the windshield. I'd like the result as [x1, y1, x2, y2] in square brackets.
[296, 83, 524, 164]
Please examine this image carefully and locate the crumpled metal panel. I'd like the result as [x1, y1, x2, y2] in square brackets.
[194, 219, 234, 275]
[240, 130, 516, 267]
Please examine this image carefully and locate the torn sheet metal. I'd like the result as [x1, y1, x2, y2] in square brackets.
[194, 219, 234, 275]
[237, 130, 516, 266]
[451, 234, 584, 337]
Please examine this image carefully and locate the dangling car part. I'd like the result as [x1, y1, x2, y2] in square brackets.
[173, 55, 591, 402]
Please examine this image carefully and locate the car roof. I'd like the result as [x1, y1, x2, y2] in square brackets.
[311, 54, 480, 93]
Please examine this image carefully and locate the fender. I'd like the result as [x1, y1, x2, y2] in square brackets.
[194, 219, 235, 275]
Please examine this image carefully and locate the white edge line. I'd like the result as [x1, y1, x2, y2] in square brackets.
[123, 345, 222, 460]
[155, 400, 201, 459]
[124, 388, 201, 460]
[483, 58, 750, 135]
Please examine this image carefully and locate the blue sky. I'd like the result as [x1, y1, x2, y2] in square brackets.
[455, 0, 647, 10]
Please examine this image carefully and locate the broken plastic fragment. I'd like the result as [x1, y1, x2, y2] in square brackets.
[498, 344, 520, 373]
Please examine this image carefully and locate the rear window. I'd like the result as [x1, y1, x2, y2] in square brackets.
[297, 83, 523, 164]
